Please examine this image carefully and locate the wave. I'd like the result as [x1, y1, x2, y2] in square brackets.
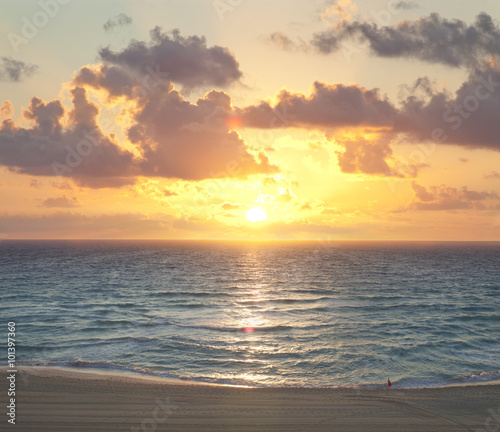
[6, 361, 500, 389]
[386, 370, 500, 389]
[60, 303, 93, 309]
[153, 291, 235, 298]
[16, 336, 162, 351]
[236, 297, 331, 306]
[171, 322, 292, 333]
[171, 303, 207, 308]
[457, 314, 500, 322]
[95, 319, 135, 326]
[128, 319, 293, 333]
[287, 289, 335, 295]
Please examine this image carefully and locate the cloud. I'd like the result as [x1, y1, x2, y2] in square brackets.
[237, 81, 396, 129]
[0, 57, 38, 82]
[221, 202, 245, 210]
[236, 81, 406, 176]
[76, 28, 242, 93]
[392, 1, 419, 11]
[310, 12, 500, 67]
[237, 61, 500, 160]
[273, 187, 296, 204]
[41, 195, 80, 208]
[334, 134, 423, 177]
[485, 171, 500, 180]
[0, 101, 13, 118]
[336, 136, 395, 175]
[51, 179, 73, 190]
[267, 32, 304, 51]
[103, 13, 132, 32]
[0, 87, 137, 188]
[129, 89, 277, 180]
[0, 212, 171, 237]
[411, 182, 500, 210]
[0, 87, 275, 185]
[321, 207, 342, 215]
[164, 189, 178, 197]
[0, 30, 275, 187]
[261, 15, 500, 157]
[321, 0, 358, 25]
[395, 64, 500, 150]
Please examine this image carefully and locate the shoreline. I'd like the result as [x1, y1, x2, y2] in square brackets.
[7, 364, 500, 390]
[3, 366, 500, 431]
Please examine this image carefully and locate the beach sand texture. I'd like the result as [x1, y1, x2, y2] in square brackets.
[3, 367, 500, 431]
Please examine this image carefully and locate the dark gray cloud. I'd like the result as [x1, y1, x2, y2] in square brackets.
[77, 28, 242, 93]
[267, 32, 307, 51]
[0, 87, 275, 186]
[237, 81, 396, 129]
[395, 64, 500, 150]
[0, 30, 274, 187]
[310, 12, 500, 67]
[234, 60, 500, 172]
[235, 81, 433, 176]
[234, 81, 428, 177]
[268, 32, 296, 50]
[0, 87, 138, 188]
[393, 1, 419, 11]
[310, 32, 340, 55]
[0, 57, 38, 82]
[103, 13, 133, 32]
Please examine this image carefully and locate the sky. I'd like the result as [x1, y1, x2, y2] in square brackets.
[1, 0, 500, 240]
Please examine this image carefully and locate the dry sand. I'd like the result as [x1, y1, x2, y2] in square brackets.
[2, 366, 499, 431]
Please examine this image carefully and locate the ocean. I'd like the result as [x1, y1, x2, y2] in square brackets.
[1, 240, 499, 388]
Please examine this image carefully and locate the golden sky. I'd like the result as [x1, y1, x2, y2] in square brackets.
[1, 0, 500, 240]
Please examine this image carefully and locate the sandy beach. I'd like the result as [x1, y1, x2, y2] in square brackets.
[2, 367, 499, 431]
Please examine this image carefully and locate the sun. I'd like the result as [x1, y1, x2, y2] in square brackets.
[246, 207, 267, 222]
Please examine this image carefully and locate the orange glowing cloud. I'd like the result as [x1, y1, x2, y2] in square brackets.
[226, 116, 242, 130]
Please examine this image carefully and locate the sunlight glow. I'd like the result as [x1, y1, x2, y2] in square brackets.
[246, 207, 267, 222]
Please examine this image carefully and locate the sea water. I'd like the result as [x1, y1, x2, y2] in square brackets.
[1, 240, 499, 388]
